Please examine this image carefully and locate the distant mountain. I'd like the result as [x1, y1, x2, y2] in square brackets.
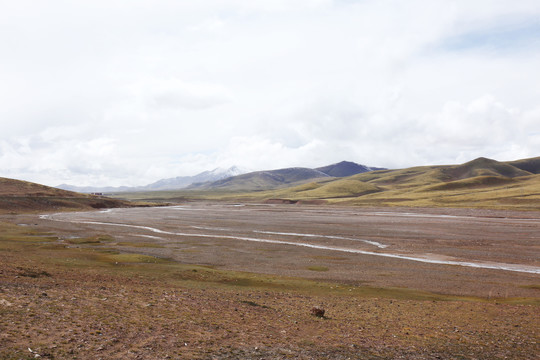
[57, 161, 382, 194]
[57, 166, 249, 193]
[189, 161, 384, 191]
[316, 161, 384, 177]
[145, 166, 248, 191]
[179, 156, 540, 210]
[189, 167, 331, 191]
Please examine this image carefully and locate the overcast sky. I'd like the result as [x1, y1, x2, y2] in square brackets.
[1, 0, 540, 187]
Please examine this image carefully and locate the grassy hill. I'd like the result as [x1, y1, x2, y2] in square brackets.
[0, 177, 131, 214]
[116, 156, 540, 210]
[332, 157, 540, 209]
[315, 161, 375, 177]
[507, 156, 540, 174]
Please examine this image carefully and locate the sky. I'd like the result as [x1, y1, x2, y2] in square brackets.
[1, 0, 540, 187]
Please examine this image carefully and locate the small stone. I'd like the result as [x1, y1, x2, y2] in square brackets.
[310, 307, 325, 318]
[0, 299, 13, 306]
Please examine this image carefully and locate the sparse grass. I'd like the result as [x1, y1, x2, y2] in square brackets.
[66, 234, 115, 245]
[104, 253, 171, 264]
[2, 218, 539, 359]
[240, 300, 270, 308]
[1, 221, 520, 303]
[307, 266, 329, 272]
[116, 241, 165, 248]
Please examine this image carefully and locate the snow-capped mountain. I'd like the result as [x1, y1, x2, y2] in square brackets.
[145, 166, 248, 190]
[57, 166, 250, 193]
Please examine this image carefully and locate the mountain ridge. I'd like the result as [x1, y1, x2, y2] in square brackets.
[242, 156, 540, 210]
[188, 167, 331, 191]
[187, 161, 382, 191]
[114, 156, 540, 211]
[58, 161, 381, 193]
[58, 166, 249, 193]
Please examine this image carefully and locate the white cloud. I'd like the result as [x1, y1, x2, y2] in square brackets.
[1, 0, 539, 186]
[144, 78, 232, 110]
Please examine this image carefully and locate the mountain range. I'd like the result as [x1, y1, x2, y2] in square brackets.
[58, 166, 249, 193]
[58, 161, 381, 193]
[3, 156, 540, 212]
[233, 156, 540, 209]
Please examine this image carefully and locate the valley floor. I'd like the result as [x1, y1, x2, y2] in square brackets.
[1, 203, 539, 359]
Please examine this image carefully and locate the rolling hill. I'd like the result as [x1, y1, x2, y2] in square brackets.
[507, 156, 540, 174]
[118, 156, 540, 211]
[0, 177, 130, 214]
[313, 157, 540, 209]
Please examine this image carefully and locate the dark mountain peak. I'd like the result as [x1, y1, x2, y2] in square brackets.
[316, 161, 375, 177]
[465, 157, 497, 166]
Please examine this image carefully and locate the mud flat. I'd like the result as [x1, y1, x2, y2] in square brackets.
[17, 203, 540, 298]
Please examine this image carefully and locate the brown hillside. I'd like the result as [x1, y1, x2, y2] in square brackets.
[0, 177, 82, 197]
[0, 177, 130, 213]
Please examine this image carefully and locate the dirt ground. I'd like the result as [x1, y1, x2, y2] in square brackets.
[13, 203, 540, 298]
[1, 203, 539, 359]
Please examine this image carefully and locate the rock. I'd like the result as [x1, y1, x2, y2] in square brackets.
[0, 299, 13, 306]
[310, 307, 325, 318]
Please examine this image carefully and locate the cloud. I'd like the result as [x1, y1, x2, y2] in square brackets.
[1, 0, 539, 186]
[144, 78, 232, 110]
[441, 21, 540, 52]
[215, 136, 333, 170]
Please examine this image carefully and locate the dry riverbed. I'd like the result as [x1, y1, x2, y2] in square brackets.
[1, 203, 539, 359]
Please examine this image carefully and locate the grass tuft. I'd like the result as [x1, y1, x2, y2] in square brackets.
[307, 266, 329, 272]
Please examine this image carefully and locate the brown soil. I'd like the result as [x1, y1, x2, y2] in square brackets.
[1, 203, 539, 359]
[16, 203, 540, 298]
